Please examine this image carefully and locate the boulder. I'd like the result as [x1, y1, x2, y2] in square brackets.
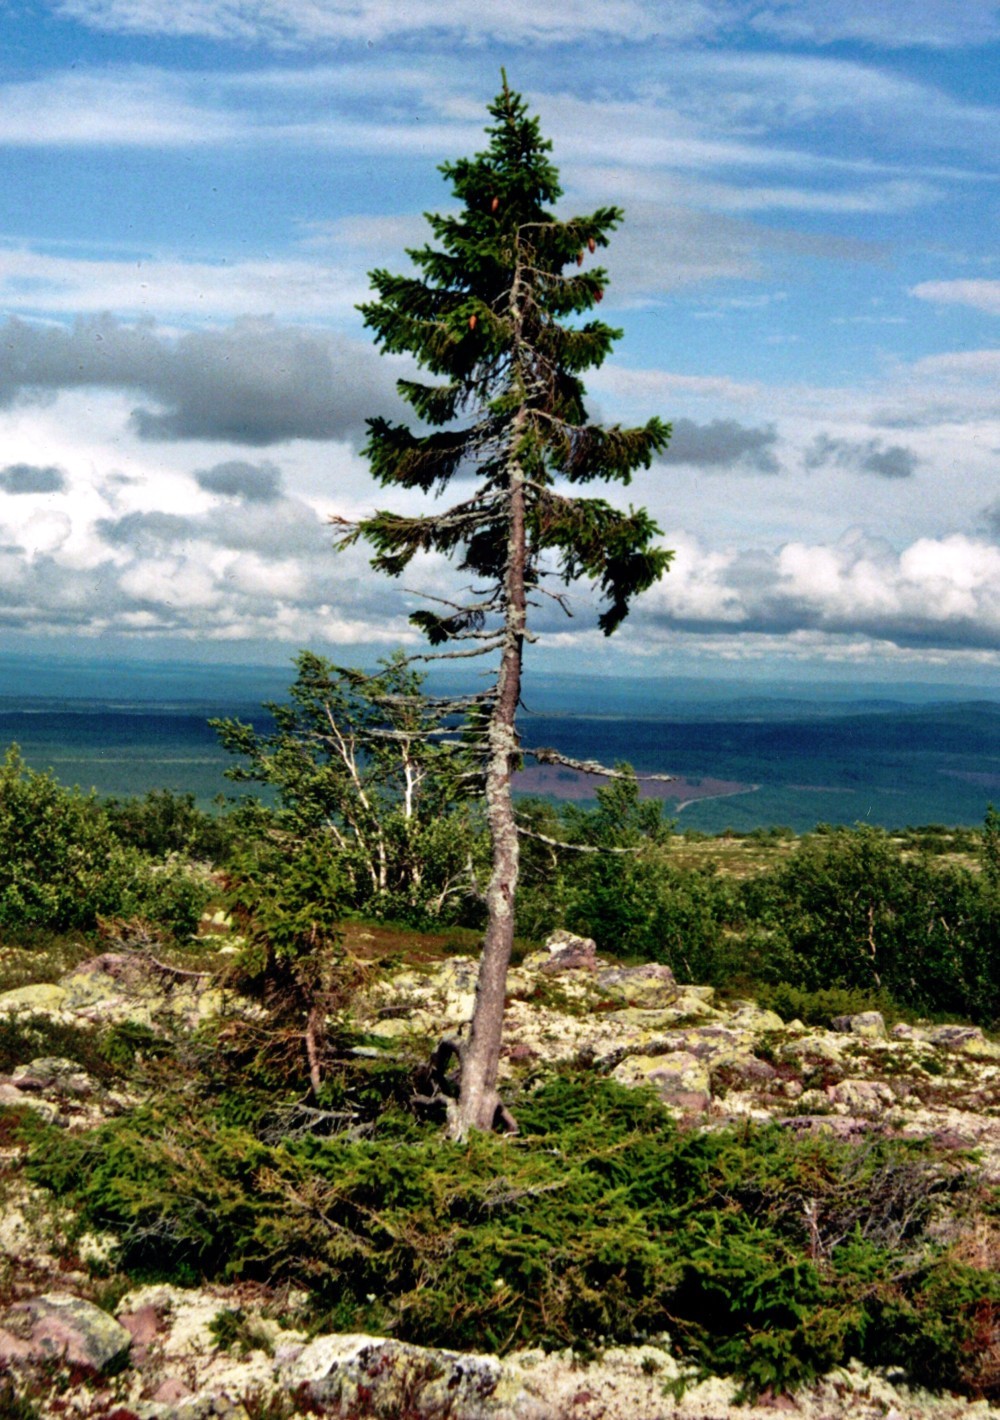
[832, 1011, 887, 1040]
[542, 930, 598, 971]
[1, 1293, 131, 1373]
[829, 1079, 897, 1114]
[0, 983, 69, 1015]
[725, 1001, 785, 1035]
[281, 1333, 503, 1418]
[595, 963, 678, 1009]
[927, 1025, 1000, 1060]
[0, 1083, 59, 1121]
[612, 1050, 712, 1113]
[12, 1056, 98, 1098]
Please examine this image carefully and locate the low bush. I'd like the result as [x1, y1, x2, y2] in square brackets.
[0, 747, 215, 942]
[741, 826, 1000, 1024]
[755, 983, 892, 1028]
[104, 788, 236, 862]
[0, 747, 139, 933]
[28, 1073, 999, 1397]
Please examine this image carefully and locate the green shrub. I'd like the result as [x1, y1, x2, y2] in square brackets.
[104, 788, 236, 862]
[741, 826, 1000, 1025]
[0, 1013, 118, 1082]
[125, 854, 215, 941]
[0, 746, 140, 932]
[28, 1073, 997, 1396]
[756, 983, 891, 1028]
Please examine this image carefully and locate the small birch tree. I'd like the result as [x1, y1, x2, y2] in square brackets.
[338, 76, 672, 1137]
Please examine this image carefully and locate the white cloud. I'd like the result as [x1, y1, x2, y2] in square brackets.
[54, 0, 728, 45]
[0, 249, 367, 322]
[0, 69, 241, 147]
[51, 0, 1000, 52]
[911, 281, 1000, 317]
[749, 0, 1000, 50]
[636, 529, 1000, 650]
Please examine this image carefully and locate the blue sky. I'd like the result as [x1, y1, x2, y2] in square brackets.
[0, 0, 997, 684]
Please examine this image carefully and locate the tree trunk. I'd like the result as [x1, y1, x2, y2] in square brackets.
[450, 427, 527, 1140]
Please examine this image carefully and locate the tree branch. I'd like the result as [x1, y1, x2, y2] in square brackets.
[523, 746, 676, 782]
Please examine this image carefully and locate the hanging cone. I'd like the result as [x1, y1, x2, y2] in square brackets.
[587, 237, 596, 253]
[576, 252, 584, 266]
[594, 288, 603, 303]
[468, 314, 477, 330]
[491, 196, 499, 213]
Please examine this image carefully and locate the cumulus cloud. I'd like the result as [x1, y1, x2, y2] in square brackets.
[96, 490, 331, 562]
[664, 418, 779, 472]
[635, 530, 1000, 651]
[0, 315, 399, 446]
[805, 434, 919, 479]
[0, 463, 67, 494]
[20, 467, 416, 644]
[195, 460, 283, 502]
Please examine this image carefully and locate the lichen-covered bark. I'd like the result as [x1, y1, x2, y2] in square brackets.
[451, 415, 527, 1139]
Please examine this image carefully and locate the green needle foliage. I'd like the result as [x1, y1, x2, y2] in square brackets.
[339, 74, 672, 1134]
[28, 1073, 999, 1398]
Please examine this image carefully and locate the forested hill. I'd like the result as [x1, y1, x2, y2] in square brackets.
[0, 653, 996, 830]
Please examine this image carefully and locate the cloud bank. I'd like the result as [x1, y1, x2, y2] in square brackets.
[0, 316, 399, 446]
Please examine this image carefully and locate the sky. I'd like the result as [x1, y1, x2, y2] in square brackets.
[0, 0, 998, 687]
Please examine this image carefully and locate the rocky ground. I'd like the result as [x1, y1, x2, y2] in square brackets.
[2, 928, 999, 1419]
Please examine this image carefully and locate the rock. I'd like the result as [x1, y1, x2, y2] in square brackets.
[612, 1050, 712, 1113]
[0, 983, 69, 1014]
[927, 1025, 1000, 1060]
[832, 1011, 887, 1040]
[117, 1284, 227, 1358]
[712, 1056, 778, 1088]
[152, 1376, 195, 1401]
[137, 1393, 251, 1419]
[120, 1303, 163, 1347]
[0, 1083, 59, 1121]
[829, 1079, 896, 1113]
[366, 956, 482, 1039]
[596, 963, 678, 1008]
[56, 952, 222, 1030]
[12, 1056, 98, 1097]
[282, 1332, 503, 1417]
[669, 1023, 759, 1066]
[542, 929, 597, 971]
[781, 1032, 846, 1067]
[726, 1001, 785, 1034]
[0, 1328, 34, 1363]
[1, 1292, 131, 1372]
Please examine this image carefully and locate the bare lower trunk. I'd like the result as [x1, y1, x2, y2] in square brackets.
[451, 719, 520, 1136]
[451, 438, 527, 1140]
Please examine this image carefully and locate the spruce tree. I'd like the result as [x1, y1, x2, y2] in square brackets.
[339, 75, 672, 1137]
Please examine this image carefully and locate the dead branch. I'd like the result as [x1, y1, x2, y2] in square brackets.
[515, 824, 641, 855]
[524, 746, 676, 782]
